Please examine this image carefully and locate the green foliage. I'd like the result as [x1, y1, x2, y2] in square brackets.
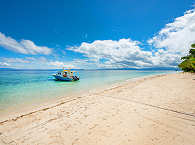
[191, 44, 195, 48]
[181, 56, 190, 60]
[178, 44, 195, 72]
[178, 60, 195, 72]
[189, 49, 195, 57]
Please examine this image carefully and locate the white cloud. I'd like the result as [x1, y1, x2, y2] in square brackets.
[0, 32, 52, 55]
[68, 39, 154, 68]
[148, 9, 195, 66]
[0, 57, 49, 68]
[2, 58, 30, 63]
[0, 56, 77, 69]
[49, 61, 64, 67]
[0, 57, 61, 69]
[0, 62, 10, 67]
[48, 61, 75, 68]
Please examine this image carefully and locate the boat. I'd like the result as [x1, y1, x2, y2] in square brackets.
[52, 69, 79, 81]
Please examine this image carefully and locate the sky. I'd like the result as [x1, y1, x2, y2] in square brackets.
[0, 0, 195, 69]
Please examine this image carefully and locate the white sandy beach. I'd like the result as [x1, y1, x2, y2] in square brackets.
[0, 72, 195, 145]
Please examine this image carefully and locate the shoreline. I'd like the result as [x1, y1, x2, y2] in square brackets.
[0, 72, 195, 145]
[0, 72, 172, 123]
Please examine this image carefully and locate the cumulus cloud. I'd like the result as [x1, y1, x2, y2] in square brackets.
[2, 58, 30, 63]
[68, 38, 177, 68]
[0, 32, 52, 55]
[49, 61, 64, 67]
[48, 61, 75, 68]
[148, 9, 195, 66]
[1, 57, 48, 64]
[0, 57, 76, 69]
[68, 39, 154, 68]
[0, 62, 10, 67]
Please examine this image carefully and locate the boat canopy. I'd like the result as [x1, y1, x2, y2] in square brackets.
[58, 69, 77, 76]
[62, 70, 76, 72]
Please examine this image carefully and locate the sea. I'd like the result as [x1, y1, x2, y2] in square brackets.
[0, 69, 175, 113]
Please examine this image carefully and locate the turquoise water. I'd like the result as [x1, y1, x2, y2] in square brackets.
[0, 70, 173, 111]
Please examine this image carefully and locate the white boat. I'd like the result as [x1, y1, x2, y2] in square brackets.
[52, 69, 79, 81]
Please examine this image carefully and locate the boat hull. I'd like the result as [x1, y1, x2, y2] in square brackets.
[53, 75, 78, 81]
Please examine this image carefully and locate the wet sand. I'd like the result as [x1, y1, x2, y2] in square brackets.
[0, 72, 195, 145]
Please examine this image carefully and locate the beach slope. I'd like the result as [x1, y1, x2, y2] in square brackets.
[0, 73, 195, 145]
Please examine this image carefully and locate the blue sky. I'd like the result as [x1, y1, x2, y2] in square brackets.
[0, 0, 195, 69]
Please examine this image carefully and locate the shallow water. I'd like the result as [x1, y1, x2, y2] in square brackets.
[0, 70, 174, 111]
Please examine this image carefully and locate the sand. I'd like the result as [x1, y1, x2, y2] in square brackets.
[0, 72, 195, 145]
